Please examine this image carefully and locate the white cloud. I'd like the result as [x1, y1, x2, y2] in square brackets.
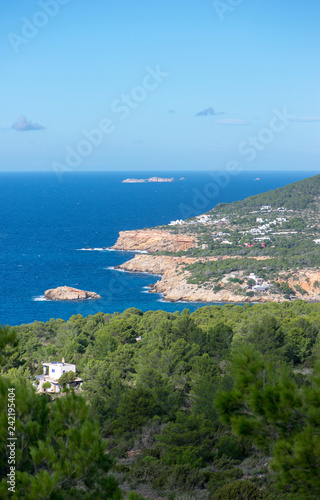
[12, 115, 45, 131]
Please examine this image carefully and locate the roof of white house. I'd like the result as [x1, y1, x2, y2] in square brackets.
[43, 362, 75, 368]
[253, 284, 270, 291]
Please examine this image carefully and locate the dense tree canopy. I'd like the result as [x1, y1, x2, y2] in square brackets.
[2, 301, 320, 498]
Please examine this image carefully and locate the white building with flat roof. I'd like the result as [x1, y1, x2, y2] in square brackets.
[253, 284, 270, 292]
[169, 219, 185, 226]
[35, 359, 82, 393]
[43, 361, 76, 379]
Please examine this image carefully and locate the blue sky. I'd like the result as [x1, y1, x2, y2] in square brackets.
[0, 0, 319, 171]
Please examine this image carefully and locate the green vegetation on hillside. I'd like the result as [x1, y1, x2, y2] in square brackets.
[214, 174, 320, 213]
[155, 174, 320, 297]
[2, 301, 320, 498]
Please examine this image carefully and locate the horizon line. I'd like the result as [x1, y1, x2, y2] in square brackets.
[0, 169, 319, 173]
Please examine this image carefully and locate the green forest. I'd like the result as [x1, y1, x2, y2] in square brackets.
[2, 300, 320, 499]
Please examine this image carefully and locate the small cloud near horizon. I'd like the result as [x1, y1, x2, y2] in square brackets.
[12, 115, 45, 131]
[215, 118, 248, 126]
[195, 107, 224, 117]
[289, 116, 320, 123]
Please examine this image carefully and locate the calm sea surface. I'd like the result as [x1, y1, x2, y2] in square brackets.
[0, 170, 316, 325]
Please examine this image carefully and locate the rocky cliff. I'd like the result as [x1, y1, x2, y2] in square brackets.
[118, 255, 320, 303]
[284, 270, 320, 301]
[44, 286, 101, 301]
[116, 254, 202, 274]
[118, 255, 283, 303]
[110, 229, 197, 253]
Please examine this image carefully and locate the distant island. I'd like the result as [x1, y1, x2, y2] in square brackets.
[112, 173, 320, 303]
[122, 177, 174, 183]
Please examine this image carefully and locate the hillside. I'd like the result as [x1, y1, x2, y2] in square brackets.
[112, 173, 320, 303]
[214, 173, 320, 213]
[3, 302, 320, 498]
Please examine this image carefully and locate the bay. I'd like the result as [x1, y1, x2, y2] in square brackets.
[0, 170, 316, 325]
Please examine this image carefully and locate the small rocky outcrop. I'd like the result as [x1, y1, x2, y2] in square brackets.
[111, 229, 197, 253]
[44, 286, 101, 301]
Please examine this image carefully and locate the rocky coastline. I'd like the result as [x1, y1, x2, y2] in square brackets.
[112, 229, 320, 304]
[117, 254, 284, 303]
[110, 229, 197, 253]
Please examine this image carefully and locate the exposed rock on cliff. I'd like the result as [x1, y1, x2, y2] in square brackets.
[44, 286, 101, 301]
[111, 229, 197, 253]
[117, 254, 201, 274]
[283, 270, 320, 300]
[118, 255, 283, 304]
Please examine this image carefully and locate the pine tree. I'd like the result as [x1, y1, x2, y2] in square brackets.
[215, 347, 320, 499]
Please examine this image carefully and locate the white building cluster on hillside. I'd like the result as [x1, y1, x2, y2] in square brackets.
[169, 219, 185, 226]
[242, 207, 288, 238]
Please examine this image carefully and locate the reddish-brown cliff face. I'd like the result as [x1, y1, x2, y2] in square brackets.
[110, 229, 197, 253]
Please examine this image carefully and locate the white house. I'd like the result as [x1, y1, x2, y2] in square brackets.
[43, 361, 76, 379]
[35, 359, 82, 393]
[248, 273, 264, 285]
[260, 205, 271, 211]
[196, 215, 211, 224]
[252, 284, 270, 292]
[254, 236, 271, 242]
[169, 219, 185, 226]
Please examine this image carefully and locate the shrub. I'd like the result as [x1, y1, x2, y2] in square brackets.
[216, 435, 251, 461]
[212, 454, 239, 470]
[214, 479, 264, 499]
[207, 468, 243, 494]
[247, 279, 256, 287]
[58, 370, 76, 386]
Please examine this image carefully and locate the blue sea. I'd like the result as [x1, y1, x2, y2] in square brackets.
[0, 170, 317, 326]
